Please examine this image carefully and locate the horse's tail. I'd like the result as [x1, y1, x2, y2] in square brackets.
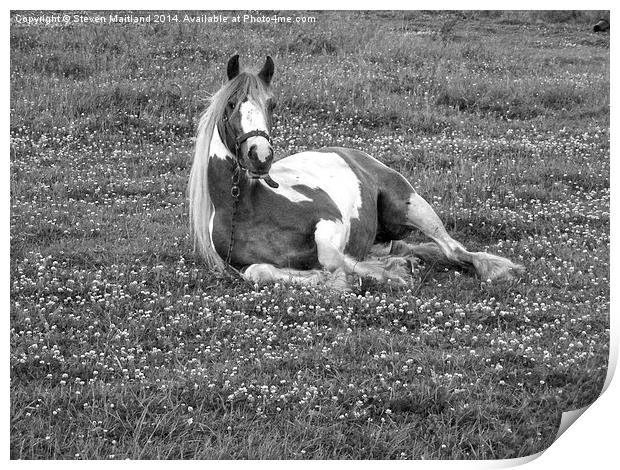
[188, 112, 226, 272]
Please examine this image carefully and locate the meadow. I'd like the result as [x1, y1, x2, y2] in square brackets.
[10, 10, 610, 459]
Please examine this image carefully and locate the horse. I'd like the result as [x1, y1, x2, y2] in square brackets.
[188, 55, 524, 289]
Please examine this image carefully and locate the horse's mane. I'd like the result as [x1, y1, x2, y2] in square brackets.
[188, 71, 270, 271]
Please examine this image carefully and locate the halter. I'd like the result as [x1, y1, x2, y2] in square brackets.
[222, 111, 273, 170]
[234, 129, 273, 164]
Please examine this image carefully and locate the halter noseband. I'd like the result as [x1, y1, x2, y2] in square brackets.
[234, 129, 273, 159]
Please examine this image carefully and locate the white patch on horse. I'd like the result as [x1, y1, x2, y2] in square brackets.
[267, 152, 363, 235]
[315, 219, 347, 251]
[314, 219, 349, 273]
[239, 100, 270, 162]
[209, 125, 232, 161]
[243, 263, 324, 285]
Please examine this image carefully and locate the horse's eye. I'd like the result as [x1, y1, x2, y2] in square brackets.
[227, 100, 236, 110]
[268, 99, 277, 111]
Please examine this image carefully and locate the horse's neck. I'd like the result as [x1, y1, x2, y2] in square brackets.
[208, 130, 251, 210]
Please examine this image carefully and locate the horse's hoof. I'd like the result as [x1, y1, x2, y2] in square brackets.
[472, 252, 525, 282]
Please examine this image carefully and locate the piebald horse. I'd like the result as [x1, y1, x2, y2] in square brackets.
[189, 55, 524, 289]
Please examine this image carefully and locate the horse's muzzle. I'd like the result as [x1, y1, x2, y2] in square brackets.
[247, 144, 274, 168]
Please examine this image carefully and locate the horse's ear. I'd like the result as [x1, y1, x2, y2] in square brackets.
[258, 56, 274, 86]
[227, 54, 240, 81]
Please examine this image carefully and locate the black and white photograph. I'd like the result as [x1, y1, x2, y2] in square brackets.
[9, 8, 611, 460]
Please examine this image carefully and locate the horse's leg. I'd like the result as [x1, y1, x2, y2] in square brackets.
[243, 263, 350, 290]
[379, 178, 523, 280]
[314, 220, 408, 285]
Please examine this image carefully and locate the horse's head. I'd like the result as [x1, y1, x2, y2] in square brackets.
[220, 55, 277, 183]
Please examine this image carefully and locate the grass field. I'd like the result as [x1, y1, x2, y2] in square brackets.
[10, 10, 610, 459]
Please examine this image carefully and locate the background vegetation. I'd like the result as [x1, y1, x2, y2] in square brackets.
[10, 10, 609, 459]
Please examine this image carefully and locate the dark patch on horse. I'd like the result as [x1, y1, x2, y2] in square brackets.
[374, 168, 419, 242]
[231, 183, 342, 269]
[216, 120, 238, 158]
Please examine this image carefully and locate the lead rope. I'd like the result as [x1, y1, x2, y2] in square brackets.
[224, 164, 242, 277]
